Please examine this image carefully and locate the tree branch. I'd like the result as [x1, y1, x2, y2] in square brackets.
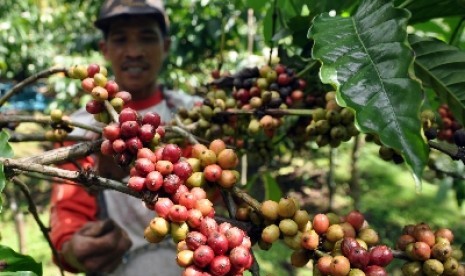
[232, 186, 261, 213]
[1, 157, 139, 197]
[0, 67, 67, 107]
[0, 114, 103, 133]
[104, 100, 120, 123]
[428, 140, 465, 163]
[11, 177, 65, 276]
[8, 132, 92, 142]
[18, 139, 102, 165]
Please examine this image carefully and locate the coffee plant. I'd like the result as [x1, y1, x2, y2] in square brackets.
[2, 0, 465, 275]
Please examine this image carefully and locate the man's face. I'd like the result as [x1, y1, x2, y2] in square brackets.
[100, 16, 170, 98]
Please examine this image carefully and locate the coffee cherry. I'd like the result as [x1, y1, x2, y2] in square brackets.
[423, 259, 444, 275]
[345, 210, 365, 231]
[313, 213, 330, 234]
[402, 261, 423, 276]
[217, 149, 238, 169]
[326, 224, 344, 242]
[364, 265, 387, 276]
[154, 197, 174, 219]
[341, 237, 360, 257]
[128, 176, 145, 192]
[261, 224, 280, 244]
[435, 228, 454, 243]
[204, 164, 223, 182]
[207, 232, 229, 255]
[431, 241, 452, 261]
[301, 230, 319, 250]
[229, 246, 251, 268]
[86, 100, 104, 114]
[368, 245, 393, 267]
[277, 197, 297, 218]
[358, 228, 379, 246]
[260, 200, 279, 221]
[317, 255, 333, 275]
[193, 245, 215, 268]
[144, 170, 163, 192]
[289, 249, 310, 267]
[186, 231, 207, 251]
[209, 255, 231, 276]
[279, 219, 299, 236]
[348, 247, 370, 270]
[149, 217, 170, 237]
[330, 255, 351, 276]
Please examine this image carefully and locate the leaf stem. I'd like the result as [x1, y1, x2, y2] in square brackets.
[449, 17, 465, 46]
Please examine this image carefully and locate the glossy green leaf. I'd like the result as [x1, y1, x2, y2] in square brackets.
[409, 35, 465, 124]
[0, 130, 13, 213]
[310, 0, 429, 187]
[394, 0, 465, 24]
[263, 171, 282, 201]
[0, 245, 42, 276]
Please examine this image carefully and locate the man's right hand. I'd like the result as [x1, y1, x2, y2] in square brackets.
[61, 219, 132, 273]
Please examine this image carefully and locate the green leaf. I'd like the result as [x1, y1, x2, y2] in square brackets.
[0, 245, 42, 276]
[309, 0, 429, 187]
[262, 171, 282, 201]
[0, 130, 13, 213]
[409, 35, 465, 125]
[244, 0, 268, 13]
[394, 0, 465, 24]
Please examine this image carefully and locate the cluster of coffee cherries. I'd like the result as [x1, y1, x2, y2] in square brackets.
[436, 104, 462, 143]
[175, 91, 238, 141]
[305, 91, 359, 148]
[100, 107, 165, 166]
[177, 64, 318, 141]
[136, 140, 253, 275]
[396, 222, 464, 275]
[68, 64, 132, 123]
[364, 133, 405, 165]
[44, 109, 74, 142]
[307, 211, 391, 276]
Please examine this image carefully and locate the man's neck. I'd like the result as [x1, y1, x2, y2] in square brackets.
[117, 81, 157, 101]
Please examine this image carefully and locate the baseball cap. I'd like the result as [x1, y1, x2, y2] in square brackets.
[94, 0, 169, 34]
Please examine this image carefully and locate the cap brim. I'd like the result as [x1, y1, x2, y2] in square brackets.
[94, 7, 166, 32]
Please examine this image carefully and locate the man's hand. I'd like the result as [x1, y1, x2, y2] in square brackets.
[61, 219, 132, 273]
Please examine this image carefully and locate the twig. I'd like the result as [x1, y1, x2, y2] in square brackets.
[220, 189, 236, 218]
[165, 126, 200, 144]
[11, 177, 65, 276]
[8, 132, 92, 142]
[104, 100, 120, 123]
[428, 140, 465, 163]
[1, 158, 139, 197]
[216, 108, 313, 117]
[232, 186, 261, 213]
[0, 66, 67, 107]
[18, 139, 102, 165]
[21, 171, 77, 185]
[327, 148, 336, 212]
[0, 114, 103, 133]
[249, 249, 260, 276]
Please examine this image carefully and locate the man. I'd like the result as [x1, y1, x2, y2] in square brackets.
[50, 1, 200, 275]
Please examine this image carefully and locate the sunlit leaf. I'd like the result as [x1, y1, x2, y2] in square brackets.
[310, 0, 429, 187]
[0, 245, 42, 276]
[263, 171, 282, 201]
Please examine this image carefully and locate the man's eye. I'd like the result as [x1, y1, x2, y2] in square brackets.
[111, 37, 126, 43]
[142, 36, 160, 42]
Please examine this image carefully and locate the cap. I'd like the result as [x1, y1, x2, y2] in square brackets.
[94, 0, 169, 34]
